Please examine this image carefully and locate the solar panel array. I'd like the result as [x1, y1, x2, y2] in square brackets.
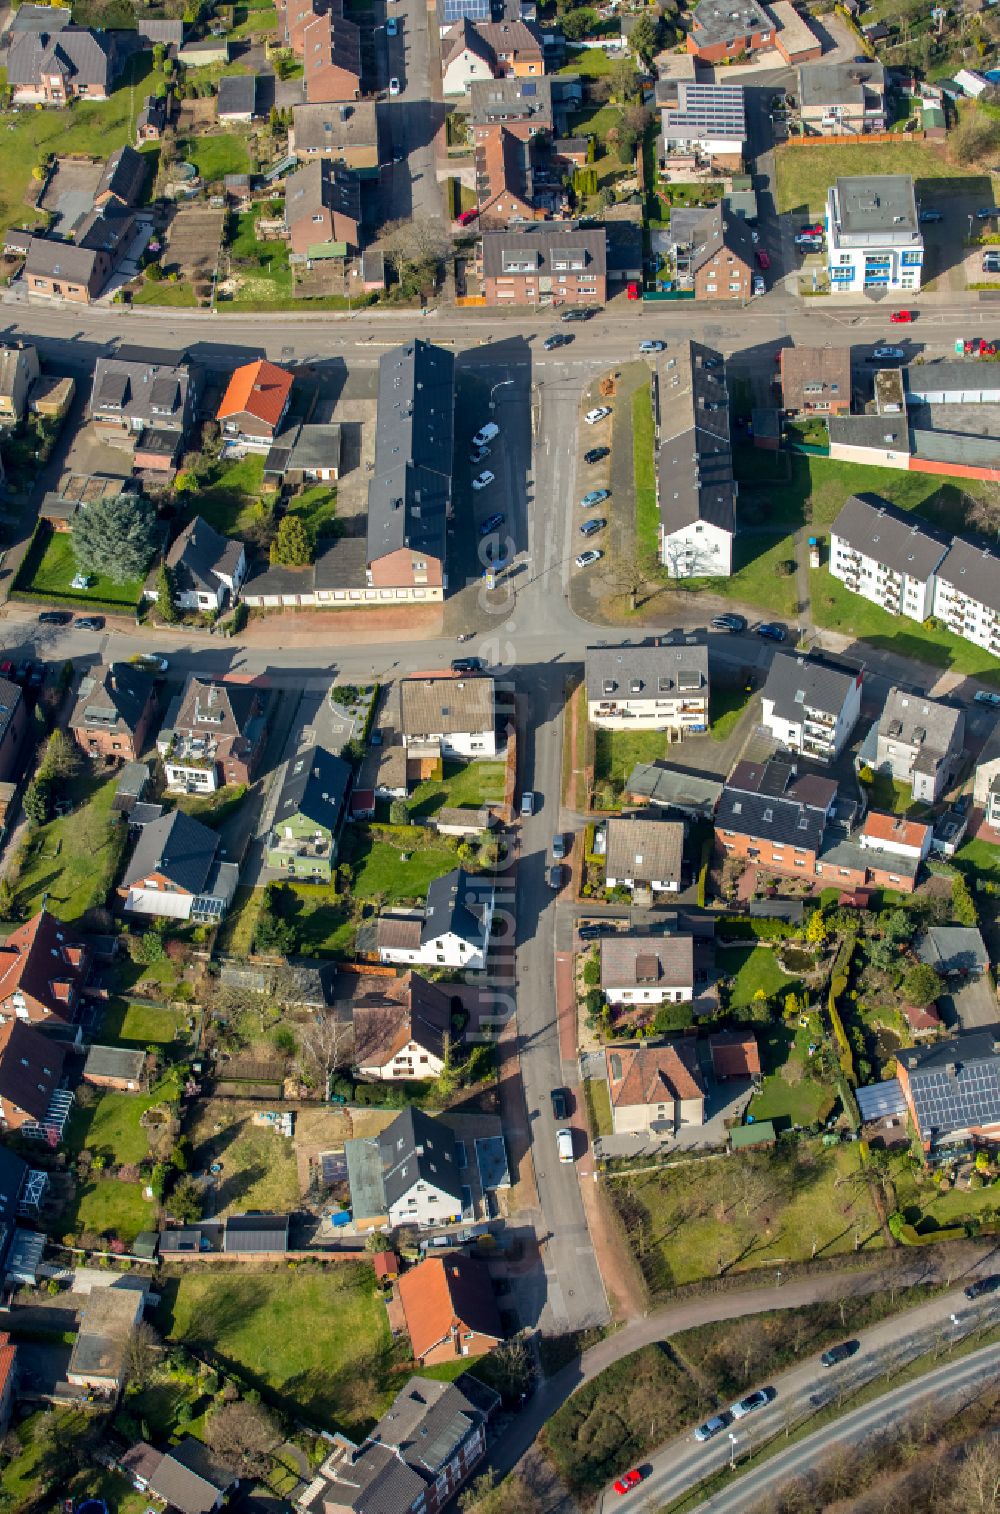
[443, 0, 490, 21]
[856, 1079, 907, 1122]
[911, 1060, 1000, 1136]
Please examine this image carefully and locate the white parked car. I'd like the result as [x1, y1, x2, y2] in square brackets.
[388, 77, 401, 95]
[471, 471, 495, 491]
[575, 549, 603, 568]
[472, 421, 500, 449]
[639, 340, 665, 353]
[584, 407, 612, 425]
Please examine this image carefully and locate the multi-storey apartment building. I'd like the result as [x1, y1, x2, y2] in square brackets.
[760, 653, 863, 763]
[829, 494, 948, 622]
[932, 538, 1000, 654]
[826, 174, 923, 293]
[585, 643, 709, 735]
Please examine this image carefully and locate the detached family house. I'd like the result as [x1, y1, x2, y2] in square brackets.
[604, 818, 684, 896]
[0, 1020, 65, 1132]
[89, 345, 197, 470]
[352, 971, 453, 1080]
[119, 809, 239, 924]
[0, 910, 91, 1038]
[600, 934, 694, 1007]
[761, 653, 863, 764]
[266, 745, 352, 882]
[345, 1106, 465, 1229]
[867, 686, 965, 804]
[398, 1255, 503, 1365]
[217, 359, 294, 448]
[150, 517, 247, 614]
[158, 677, 266, 793]
[378, 869, 495, 972]
[69, 663, 158, 765]
[8, 25, 119, 102]
[400, 675, 497, 759]
[605, 1040, 705, 1136]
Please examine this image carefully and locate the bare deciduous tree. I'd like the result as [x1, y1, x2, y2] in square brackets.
[380, 217, 451, 276]
[949, 1438, 1000, 1514]
[122, 1320, 160, 1390]
[204, 1400, 282, 1478]
[294, 1009, 352, 1096]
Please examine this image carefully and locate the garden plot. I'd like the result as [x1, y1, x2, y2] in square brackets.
[160, 203, 225, 290]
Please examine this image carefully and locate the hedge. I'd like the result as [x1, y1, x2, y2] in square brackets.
[9, 587, 140, 617]
[717, 915, 799, 941]
[696, 837, 711, 908]
[889, 1213, 966, 1246]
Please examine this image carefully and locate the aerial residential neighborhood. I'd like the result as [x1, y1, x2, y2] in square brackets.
[0, 0, 998, 1505]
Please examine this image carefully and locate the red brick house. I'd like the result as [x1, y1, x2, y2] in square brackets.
[479, 223, 607, 307]
[714, 759, 837, 876]
[302, 3, 362, 103]
[397, 1255, 504, 1366]
[687, 0, 774, 61]
[217, 359, 293, 446]
[0, 911, 91, 1034]
[69, 663, 158, 764]
[0, 1019, 65, 1131]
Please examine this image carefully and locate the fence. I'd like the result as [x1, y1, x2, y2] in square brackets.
[787, 131, 925, 146]
[642, 289, 695, 302]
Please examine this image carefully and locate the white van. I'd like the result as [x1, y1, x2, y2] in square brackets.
[556, 1128, 574, 1164]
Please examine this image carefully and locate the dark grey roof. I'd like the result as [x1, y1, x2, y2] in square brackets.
[316, 1440, 428, 1514]
[367, 340, 454, 570]
[917, 925, 989, 975]
[165, 516, 243, 596]
[95, 144, 147, 208]
[798, 58, 884, 107]
[10, 5, 72, 33]
[122, 808, 219, 893]
[8, 25, 116, 88]
[84, 1044, 146, 1082]
[70, 663, 155, 741]
[273, 745, 351, 836]
[763, 651, 860, 721]
[468, 74, 553, 125]
[937, 537, 1000, 615]
[383, 1376, 488, 1474]
[829, 493, 948, 579]
[223, 1213, 290, 1251]
[911, 428, 1000, 470]
[284, 157, 360, 230]
[0, 1147, 27, 1228]
[422, 867, 491, 947]
[241, 536, 367, 599]
[832, 174, 918, 238]
[626, 761, 723, 814]
[217, 72, 257, 117]
[24, 235, 104, 285]
[819, 834, 920, 880]
[828, 413, 910, 452]
[878, 686, 963, 755]
[292, 100, 379, 153]
[690, 0, 771, 46]
[657, 340, 735, 537]
[586, 641, 708, 703]
[158, 1227, 204, 1253]
[91, 348, 191, 430]
[898, 1028, 1000, 1141]
[148, 1437, 234, 1514]
[904, 360, 1000, 396]
[137, 17, 185, 44]
[717, 761, 829, 851]
[0, 679, 22, 749]
[378, 1107, 464, 1210]
[480, 223, 607, 281]
[602, 218, 642, 275]
[288, 421, 342, 474]
[137, 94, 168, 132]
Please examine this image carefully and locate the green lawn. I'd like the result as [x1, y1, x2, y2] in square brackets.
[609, 1140, 882, 1294]
[775, 140, 992, 213]
[216, 884, 266, 957]
[594, 727, 665, 784]
[408, 760, 506, 818]
[225, 210, 293, 304]
[349, 835, 459, 902]
[228, 1, 278, 35]
[710, 683, 755, 742]
[861, 772, 924, 817]
[177, 452, 267, 539]
[158, 1265, 393, 1432]
[133, 280, 199, 308]
[287, 484, 338, 540]
[892, 1155, 1000, 1232]
[11, 772, 124, 922]
[0, 58, 165, 236]
[173, 784, 248, 830]
[702, 532, 799, 618]
[955, 836, 1000, 883]
[747, 1022, 838, 1128]
[62, 1178, 156, 1245]
[0, 1409, 109, 1508]
[723, 944, 797, 1011]
[101, 999, 182, 1047]
[19, 526, 146, 609]
[66, 1087, 160, 1164]
[179, 133, 252, 183]
[584, 1077, 613, 1137]
[559, 43, 617, 75]
[632, 382, 658, 560]
[189, 1113, 300, 1215]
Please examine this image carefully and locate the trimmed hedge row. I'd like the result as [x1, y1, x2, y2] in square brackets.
[9, 587, 139, 617]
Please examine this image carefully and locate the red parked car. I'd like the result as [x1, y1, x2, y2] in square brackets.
[756, 248, 770, 269]
[890, 309, 914, 323]
[456, 208, 478, 227]
[614, 1469, 643, 1495]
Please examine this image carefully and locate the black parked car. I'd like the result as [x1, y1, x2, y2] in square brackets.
[584, 447, 609, 465]
[820, 1340, 859, 1368]
[560, 307, 597, 322]
[451, 657, 485, 673]
[965, 1274, 1000, 1300]
[38, 611, 70, 626]
[543, 332, 573, 351]
[551, 1087, 569, 1120]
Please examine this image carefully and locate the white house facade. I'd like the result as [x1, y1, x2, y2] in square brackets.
[826, 173, 923, 294]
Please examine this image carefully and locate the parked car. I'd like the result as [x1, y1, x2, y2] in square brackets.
[37, 611, 70, 626]
[756, 622, 786, 642]
[984, 259, 1000, 275]
[520, 791, 535, 817]
[585, 407, 612, 425]
[556, 1127, 574, 1162]
[820, 1341, 859, 1368]
[613, 1469, 643, 1495]
[472, 421, 500, 449]
[551, 1087, 569, 1120]
[976, 207, 998, 220]
[581, 488, 610, 508]
[800, 222, 823, 236]
[560, 307, 596, 322]
[753, 274, 766, 296]
[889, 309, 914, 323]
[712, 612, 747, 633]
[547, 864, 563, 890]
[472, 471, 495, 491]
[543, 332, 573, 351]
[386, 15, 398, 32]
[756, 248, 770, 270]
[388, 76, 400, 94]
[552, 833, 567, 859]
[975, 689, 1000, 707]
[470, 445, 491, 464]
[131, 654, 169, 673]
[74, 616, 104, 631]
[694, 1415, 729, 1443]
[578, 922, 613, 941]
[639, 340, 665, 353]
[919, 208, 943, 223]
[451, 657, 485, 673]
[456, 208, 478, 226]
[479, 512, 505, 536]
[576, 549, 603, 568]
[0, 661, 12, 678]
[580, 518, 606, 537]
[730, 1389, 774, 1419]
[965, 1274, 1000, 1300]
[584, 447, 609, 465]
[869, 347, 904, 362]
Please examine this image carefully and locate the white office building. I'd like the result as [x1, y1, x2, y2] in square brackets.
[826, 174, 923, 293]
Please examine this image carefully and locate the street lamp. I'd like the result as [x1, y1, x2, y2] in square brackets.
[728, 1433, 739, 1471]
[489, 378, 514, 412]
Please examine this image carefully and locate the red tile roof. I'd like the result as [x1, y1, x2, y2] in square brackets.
[0, 1333, 16, 1403]
[903, 1001, 942, 1032]
[605, 1040, 704, 1110]
[0, 1019, 65, 1119]
[0, 910, 89, 1023]
[217, 359, 293, 428]
[397, 1255, 503, 1362]
[861, 811, 930, 848]
[709, 1031, 761, 1079]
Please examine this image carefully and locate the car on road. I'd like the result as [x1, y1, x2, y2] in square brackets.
[580, 518, 606, 537]
[547, 864, 563, 890]
[975, 689, 1000, 707]
[386, 15, 398, 32]
[821, 1341, 860, 1368]
[756, 622, 786, 642]
[919, 208, 943, 223]
[613, 1469, 643, 1495]
[753, 274, 766, 296]
[795, 232, 822, 247]
[74, 616, 104, 631]
[576, 549, 603, 568]
[639, 340, 665, 353]
[584, 446, 609, 465]
[551, 1087, 569, 1120]
[581, 488, 610, 508]
[890, 309, 914, 323]
[388, 77, 400, 95]
[756, 248, 770, 269]
[131, 654, 169, 673]
[543, 332, 573, 351]
[585, 407, 612, 425]
[578, 922, 614, 940]
[869, 347, 904, 362]
[712, 612, 747, 633]
[976, 207, 998, 220]
[965, 1274, 1000, 1300]
[472, 422, 499, 449]
[730, 1388, 774, 1419]
[560, 307, 596, 322]
[451, 657, 485, 673]
[479, 512, 505, 536]
[984, 257, 1000, 274]
[694, 1415, 729, 1443]
[556, 1127, 574, 1162]
[37, 611, 70, 626]
[472, 471, 495, 491]
[470, 445, 491, 464]
[520, 790, 535, 817]
[552, 833, 567, 859]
